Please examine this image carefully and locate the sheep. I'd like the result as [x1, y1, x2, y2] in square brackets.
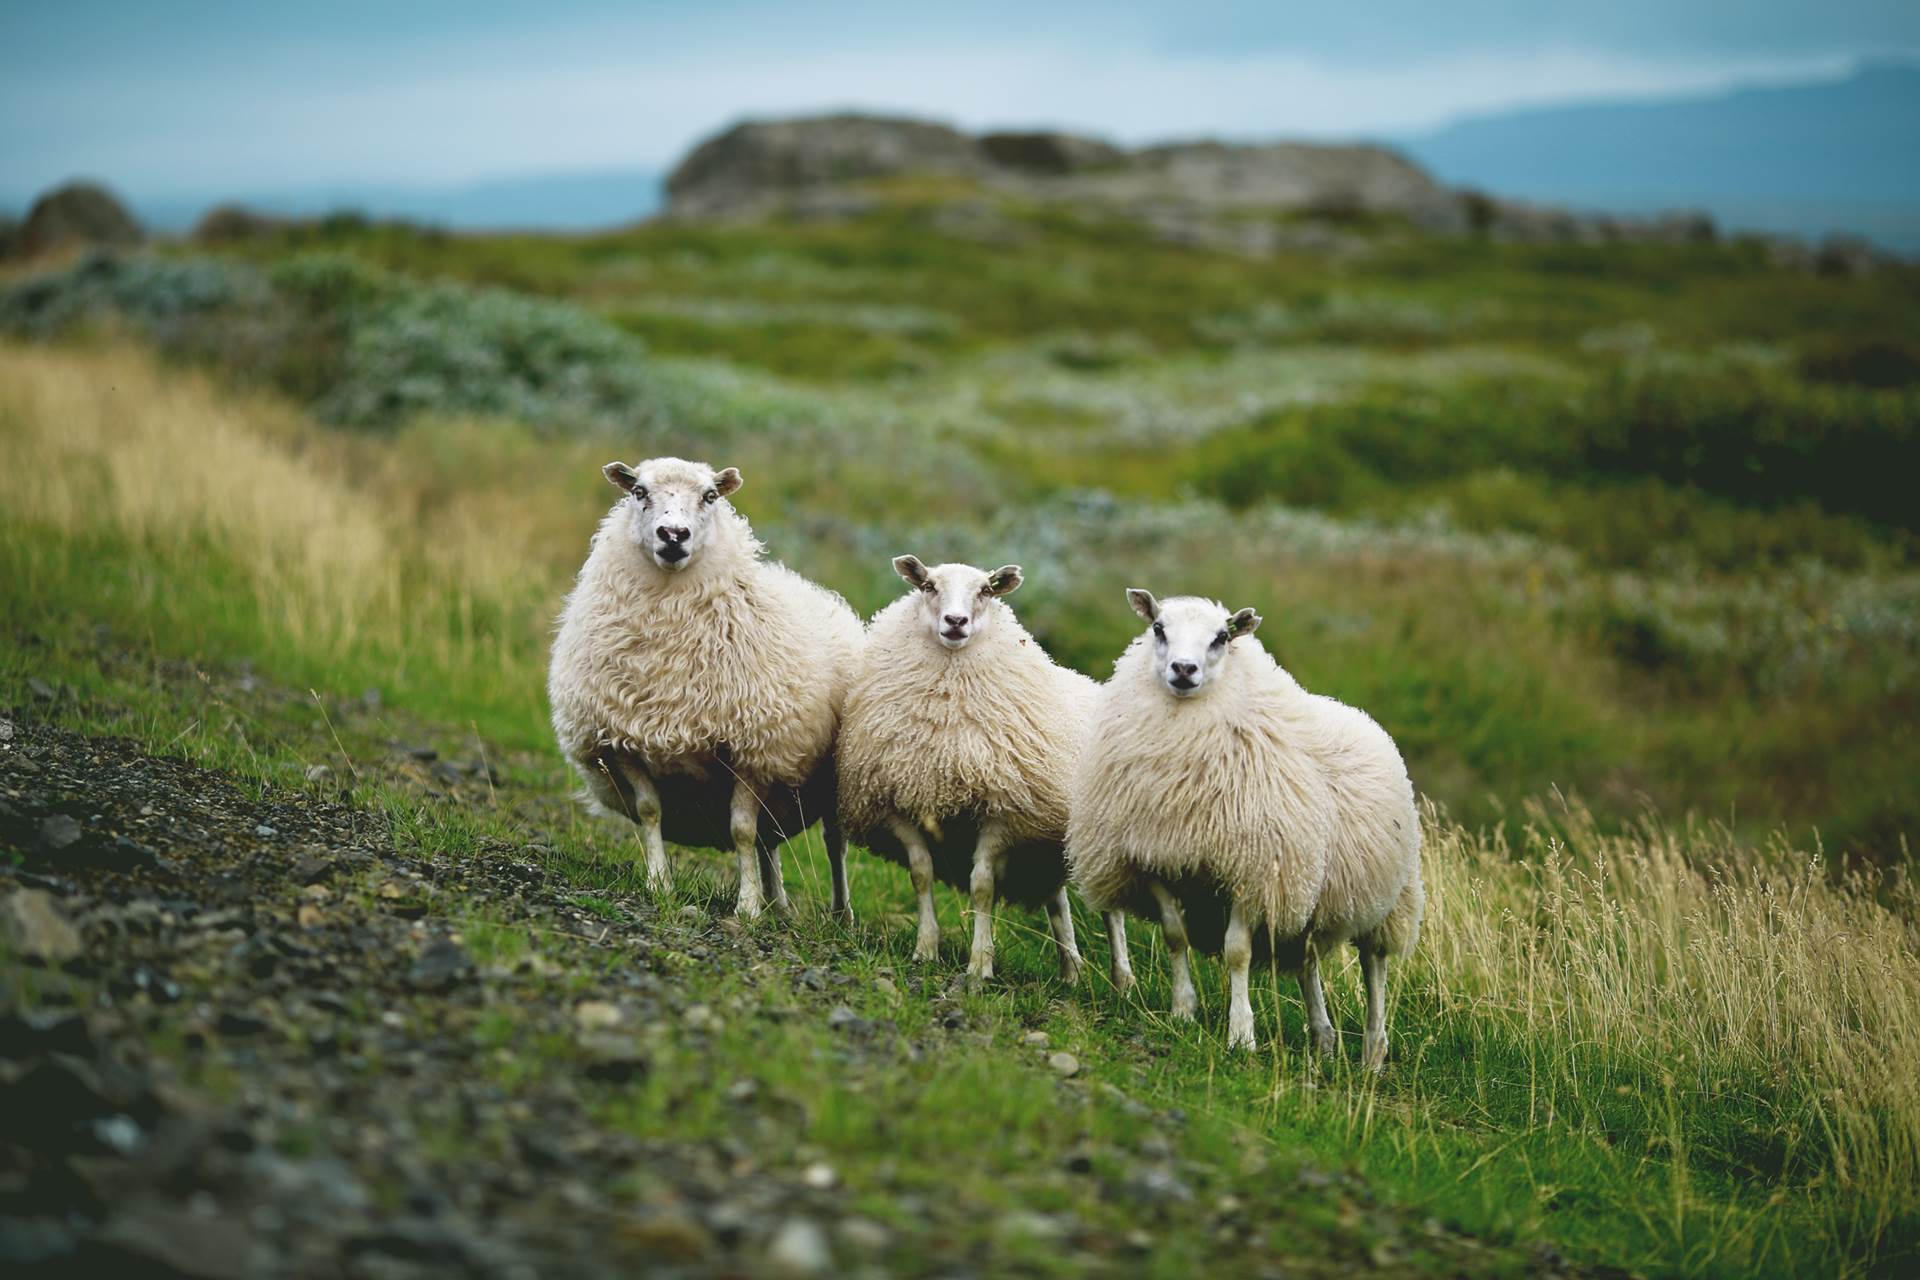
[548, 456, 864, 920]
[837, 556, 1136, 988]
[1067, 590, 1423, 1068]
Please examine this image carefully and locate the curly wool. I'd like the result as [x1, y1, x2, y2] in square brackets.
[547, 489, 863, 802]
[838, 592, 1098, 899]
[1067, 605, 1421, 956]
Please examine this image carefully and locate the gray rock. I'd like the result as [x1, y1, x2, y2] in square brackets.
[578, 1032, 649, 1084]
[1047, 1051, 1080, 1077]
[667, 114, 986, 219]
[39, 814, 82, 851]
[407, 937, 473, 991]
[2, 888, 83, 963]
[765, 1216, 833, 1275]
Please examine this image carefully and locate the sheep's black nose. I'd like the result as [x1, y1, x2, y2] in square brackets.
[1170, 661, 1198, 678]
[943, 614, 969, 629]
[658, 525, 691, 545]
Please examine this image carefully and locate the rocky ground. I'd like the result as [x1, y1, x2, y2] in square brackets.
[0, 703, 1594, 1278]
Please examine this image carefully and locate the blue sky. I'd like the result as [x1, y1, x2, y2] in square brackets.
[4, 1, 1917, 198]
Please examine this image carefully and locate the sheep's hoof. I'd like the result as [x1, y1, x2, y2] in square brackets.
[1170, 996, 1197, 1022]
[1227, 1028, 1257, 1053]
[1110, 966, 1136, 995]
[966, 961, 994, 990]
[735, 896, 764, 922]
[830, 905, 855, 928]
[912, 935, 940, 964]
[769, 895, 794, 917]
[1311, 1025, 1338, 1058]
[1057, 956, 1083, 986]
[1362, 1040, 1388, 1073]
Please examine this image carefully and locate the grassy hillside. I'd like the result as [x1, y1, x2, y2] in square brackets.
[4, 195, 1918, 850]
[2, 197, 1919, 1274]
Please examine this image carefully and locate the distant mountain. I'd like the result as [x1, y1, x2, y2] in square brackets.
[1401, 61, 1920, 252]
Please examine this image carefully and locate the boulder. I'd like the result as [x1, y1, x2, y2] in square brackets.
[17, 181, 143, 258]
[666, 114, 985, 218]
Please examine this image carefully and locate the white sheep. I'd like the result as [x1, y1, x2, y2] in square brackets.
[837, 556, 1136, 987]
[1067, 590, 1423, 1067]
[548, 456, 864, 920]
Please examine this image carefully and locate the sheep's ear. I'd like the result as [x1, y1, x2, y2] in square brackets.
[1126, 588, 1160, 622]
[893, 555, 931, 589]
[1227, 607, 1263, 638]
[985, 565, 1024, 597]
[713, 466, 743, 497]
[603, 462, 641, 493]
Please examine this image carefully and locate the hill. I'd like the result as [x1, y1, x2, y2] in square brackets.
[1404, 61, 1920, 252]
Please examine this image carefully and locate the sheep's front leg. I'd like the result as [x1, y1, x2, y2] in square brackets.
[730, 777, 766, 920]
[1149, 880, 1196, 1020]
[1044, 885, 1083, 984]
[1300, 942, 1337, 1058]
[966, 820, 1012, 983]
[1224, 899, 1256, 1051]
[596, 755, 671, 893]
[823, 808, 853, 925]
[890, 818, 940, 963]
[1106, 911, 1135, 993]
[1360, 946, 1390, 1072]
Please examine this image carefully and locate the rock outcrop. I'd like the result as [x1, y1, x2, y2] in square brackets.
[662, 112, 1723, 255]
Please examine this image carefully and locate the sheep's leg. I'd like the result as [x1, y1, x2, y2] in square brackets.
[890, 818, 941, 963]
[1044, 885, 1083, 984]
[1301, 942, 1337, 1058]
[1149, 880, 1196, 1021]
[1106, 911, 1136, 994]
[966, 821, 1012, 984]
[730, 778, 766, 920]
[597, 755, 671, 893]
[1224, 899, 1256, 1051]
[759, 843, 792, 915]
[1360, 946, 1390, 1072]
[823, 809, 853, 925]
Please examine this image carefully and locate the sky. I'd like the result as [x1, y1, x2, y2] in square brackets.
[3, 1, 1918, 201]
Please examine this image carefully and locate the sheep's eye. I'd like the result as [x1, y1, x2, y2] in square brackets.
[1151, 622, 1165, 640]
[919, 581, 936, 594]
[633, 486, 648, 501]
[703, 489, 719, 504]
[1213, 630, 1228, 647]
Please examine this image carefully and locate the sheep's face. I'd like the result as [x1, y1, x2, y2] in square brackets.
[893, 556, 1023, 651]
[1126, 590, 1261, 699]
[602, 457, 742, 572]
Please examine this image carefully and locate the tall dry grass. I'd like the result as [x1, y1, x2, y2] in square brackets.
[1418, 798, 1920, 1265]
[0, 343, 580, 728]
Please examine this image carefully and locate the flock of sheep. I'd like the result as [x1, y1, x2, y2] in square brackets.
[549, 457, 1424, 1067]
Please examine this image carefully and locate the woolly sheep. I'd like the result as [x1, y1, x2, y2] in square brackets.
[837, 556, 1135, 987]
[548, 456, 864, 920]
[1067, 590, 1423, 1067]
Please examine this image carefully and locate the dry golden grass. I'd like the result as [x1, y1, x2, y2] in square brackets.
[0, 342, 592, 709]
[1418, 799, 1920, 1263]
